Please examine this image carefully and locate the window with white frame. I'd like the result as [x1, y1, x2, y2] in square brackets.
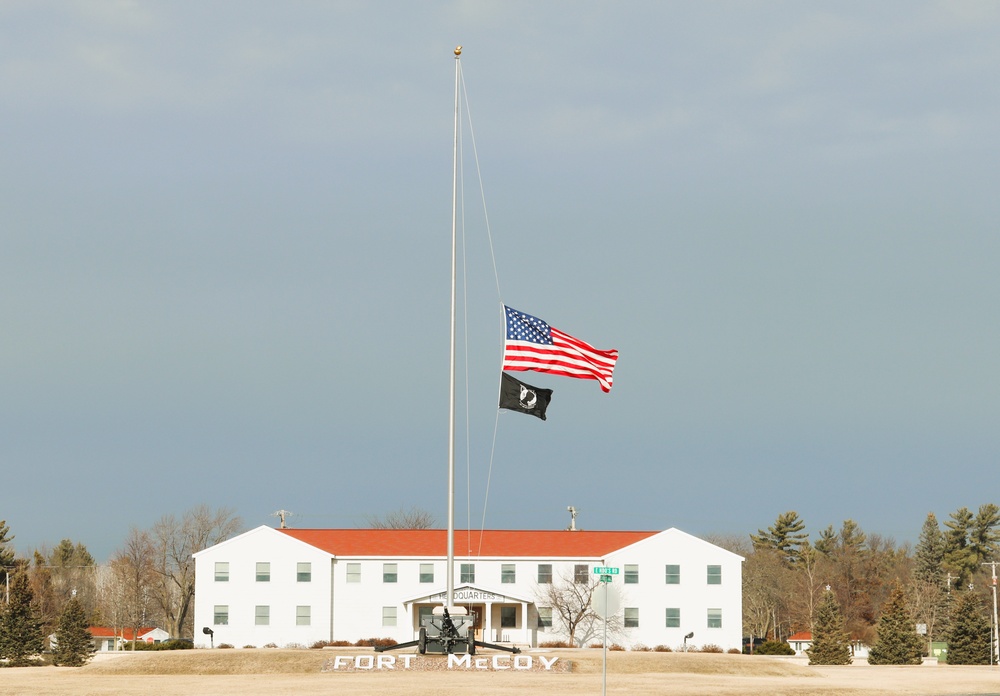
[665, 564, 680, 584]
[624, 564, 639, 584]
[383, 563, 398, 583]
[297, 562, 312, 582]
[214, 562, 229, 582]
[461, 563, 475, 583]
[537, 564, 553, 584]
[296, 605, 311, 626]
[501, 564, 516, 584]
[419, 563, 434, 583]
[213, 605, 229, 625]
[500, 606, 517, 628]
[666, 607, 680, 628]
[574, 564, 588, 583]
[537, 606, 553, 628]
[624, 607, 639, 628]
[382, 606, 397, 627]
[707, 565, 722, 585]
[707, 608, 722, 628]
[255, 605, 269, 626]
[256, 562, 270, 582]
[346, 562, 361, 582]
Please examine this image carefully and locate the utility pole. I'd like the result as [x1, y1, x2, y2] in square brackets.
[981, 561, 1000, 666]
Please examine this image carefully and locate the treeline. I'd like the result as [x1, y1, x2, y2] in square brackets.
[0, 506, 241, 649]
[742, 506, 1000, 648]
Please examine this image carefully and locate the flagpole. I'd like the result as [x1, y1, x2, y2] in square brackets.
[447, 45, 462, 611]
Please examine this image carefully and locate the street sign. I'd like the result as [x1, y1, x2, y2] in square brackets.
[593, 566, 619, 575]
[600, 575, 613, 583]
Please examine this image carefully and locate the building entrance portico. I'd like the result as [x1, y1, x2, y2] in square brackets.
[405, 584, 534, 646]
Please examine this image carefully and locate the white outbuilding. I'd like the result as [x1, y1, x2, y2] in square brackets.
[192, 525, 743, 651]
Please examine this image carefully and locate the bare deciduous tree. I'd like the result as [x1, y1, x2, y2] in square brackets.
[109, 527, 156, 650]
[535, 571, 608, 647]
[364, 506, 436, 529]
[150, 505, 242, 639]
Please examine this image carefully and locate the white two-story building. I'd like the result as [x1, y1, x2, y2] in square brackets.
[192, 525, 743, 651]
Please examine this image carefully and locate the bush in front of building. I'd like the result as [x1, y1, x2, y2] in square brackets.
[701, 644, 724, 653]
[354, 637, 397, 648]
[539, 640, 573, 648]
[311, 640, 353, 649]
[652, 644, 672, 652]
[133, 639, 194, 651]
[753, 640, 795, 656]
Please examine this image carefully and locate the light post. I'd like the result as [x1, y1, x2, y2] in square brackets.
[684, 631, 694, 652]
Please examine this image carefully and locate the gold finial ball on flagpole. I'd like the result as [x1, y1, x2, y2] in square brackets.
[454, 46, 462, 56]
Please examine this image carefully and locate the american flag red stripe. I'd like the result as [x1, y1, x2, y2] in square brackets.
[502, 305, 618, 393]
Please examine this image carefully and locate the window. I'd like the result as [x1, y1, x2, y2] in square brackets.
[255, 605, 269, 626]
[624, 564, 639, 584]
[418, 606, 434, 626]
[707, 608, 722, 628]
[574, 564, 588, 584]
[501, 564, 516, 584]
[256, 562, 270, 582]
[213, 605, 229, 625]
[296, 606, 311, 626]
[214, 562, 229, 582]
[537, 607, 553, 628]
[500, 606, 517, 628]
[624, 607, 639, 628]
[382, 606, 397, 627]
[419, 563, 434, 583]
[537, 564, 553, 584]
[666, 607, 680, 628]
[461, 563, 475, 583]
[346, 562, 361, 583]
[707, 565, 722, 585]
[665, 564, 680, 584]
[297, 562, 312, 582]
[383, 563, 398, 583]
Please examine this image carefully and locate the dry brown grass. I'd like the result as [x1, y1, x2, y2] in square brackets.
[5, 648, 1000, 696]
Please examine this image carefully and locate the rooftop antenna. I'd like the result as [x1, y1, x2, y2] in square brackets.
[272, 510, 293, 529]
[567, 506, 578, 531]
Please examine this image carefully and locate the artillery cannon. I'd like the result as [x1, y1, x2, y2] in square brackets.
[374, 606, 521, 655]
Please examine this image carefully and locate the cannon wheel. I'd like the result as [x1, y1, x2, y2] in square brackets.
[418, 627, 427, 654]
[468, 636, 476, 655]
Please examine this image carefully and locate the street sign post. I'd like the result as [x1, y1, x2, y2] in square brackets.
[591, 567, 619, 696]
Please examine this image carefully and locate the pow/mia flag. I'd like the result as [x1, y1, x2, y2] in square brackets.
[499, 372, 552, 421]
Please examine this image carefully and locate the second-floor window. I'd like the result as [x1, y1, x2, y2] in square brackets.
[383, 563, 398, 583]
[707, 565, 722, 585]
[461, 563, 475, 583]
[501, 564, 516, 584]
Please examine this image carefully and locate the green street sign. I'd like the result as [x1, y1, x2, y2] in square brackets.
[593, 566, 619, 575]
[600, 574, 613, 583]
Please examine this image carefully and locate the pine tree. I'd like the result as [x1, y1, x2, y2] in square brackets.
[52, 595, 95, 667]
[807, 590, 852, 665]
[751, 511, 808, 565]
[947, 591, 992, 665]
[943, 507, 977, 587]
[0, 566, 45, 665]
[867, 583, 924, 664]
[913, 513, 945, 586]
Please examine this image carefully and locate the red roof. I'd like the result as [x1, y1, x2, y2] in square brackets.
[279, 528, 658, 558]
[88, 626, 158, 640]
[787, 631, 812, 641]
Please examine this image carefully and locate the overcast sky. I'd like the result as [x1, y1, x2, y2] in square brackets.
[3, 1, 999, 562]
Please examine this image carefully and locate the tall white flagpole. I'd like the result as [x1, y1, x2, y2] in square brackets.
[447, 45, 462, 610]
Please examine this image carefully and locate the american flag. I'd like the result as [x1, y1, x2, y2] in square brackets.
[502, 305, 619, 393]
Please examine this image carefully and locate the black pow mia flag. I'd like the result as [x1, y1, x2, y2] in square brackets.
[499, 372, 552, 421]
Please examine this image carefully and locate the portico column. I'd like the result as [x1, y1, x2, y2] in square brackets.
[521, 601, 527, 645]
[484, 601, 492, 642]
